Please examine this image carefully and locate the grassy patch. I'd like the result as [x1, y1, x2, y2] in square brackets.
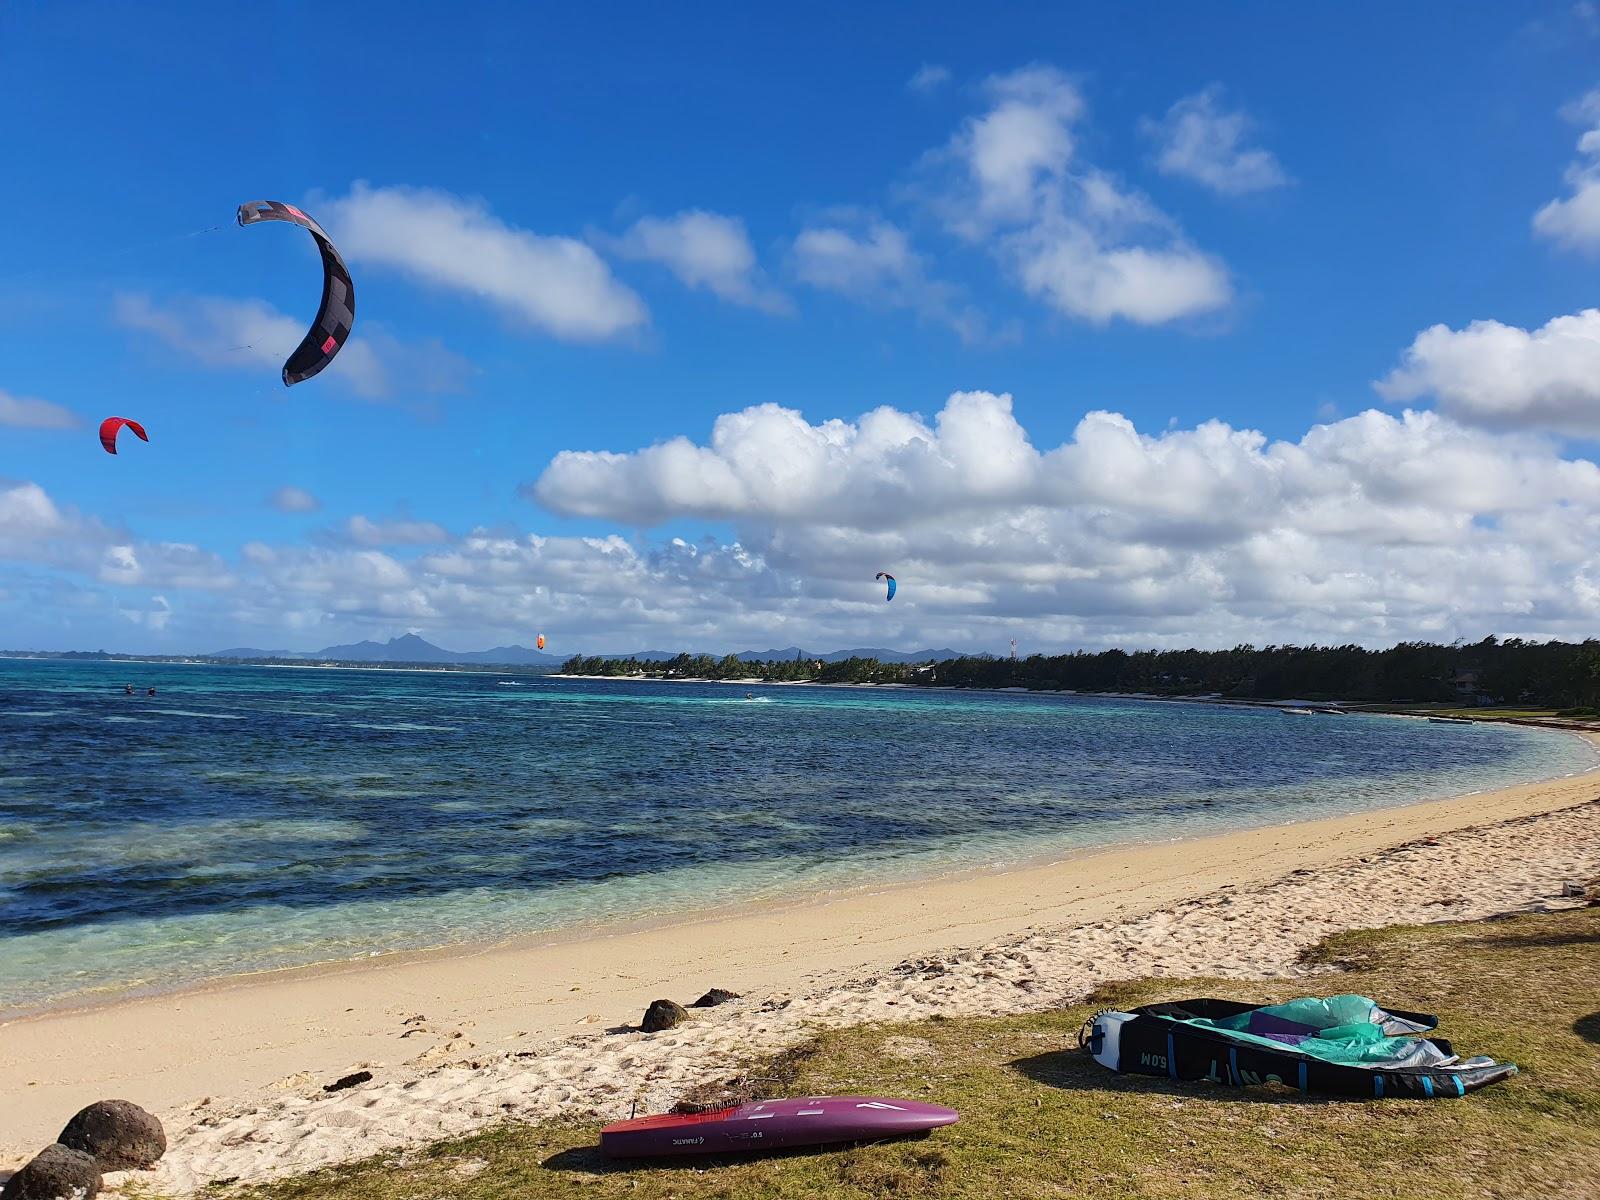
[1385, 705, 1568, 721]
[218, 909, 1600, 1200]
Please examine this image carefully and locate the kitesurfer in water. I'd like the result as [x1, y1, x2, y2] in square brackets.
[147, 687, 157, 696]
[124, 683, 135, 695]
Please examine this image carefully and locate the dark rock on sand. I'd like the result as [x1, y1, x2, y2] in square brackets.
[690, 988, 741, 1008]
[58, 1099, 165, 1171]
[641, 999, 689, 1032]
[322, 1071, 373, 1093]
[1, 1144, 101, 1200]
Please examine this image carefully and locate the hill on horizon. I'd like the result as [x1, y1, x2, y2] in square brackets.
[207, 633, 562, 667]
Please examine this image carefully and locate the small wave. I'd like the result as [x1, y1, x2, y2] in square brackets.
[496, 680, 524, 686]
[348, 722, 458, 733]
[103, 715, 146, 723]
[150, 709, 246, 720]
[182, 862, 263, 879]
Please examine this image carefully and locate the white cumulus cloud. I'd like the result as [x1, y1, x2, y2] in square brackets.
[793, 220, 919, 294]
[0, 482, 90, 551]
[1, 482, 236, 606]
[1376, 308, 1600, 437]
[533, 392, 1041, 526]
[948, 66, 1086, 228]
[98, 542, 236, 591]
[791, 216, 990, 342]
[1010, 229, 1232, 327]
[1141, 86, 1289, 196]
[532, 391, 1600, 540]
[337, 515, 452, 546]
[926, 66, 1232, 325]
[0, 388, 80, 430]
[907, 63, 952, 94]
[118, 594, 172, 631]
[269, 486, 321, 514]
[605, 210, 789, 313]
[318, 182, 648, 340]
[1533, 88, 1600, 254]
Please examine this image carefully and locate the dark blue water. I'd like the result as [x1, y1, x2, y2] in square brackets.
[1, 658, 1592, 1010]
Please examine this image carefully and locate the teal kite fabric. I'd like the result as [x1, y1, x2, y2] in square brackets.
[1086, 994, 1517, 1099]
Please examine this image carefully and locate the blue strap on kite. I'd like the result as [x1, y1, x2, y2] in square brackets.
[1422, 1076, 1434, 1098]
[1167, 1033, 1177, 1079]
[1228, 1047, 1238, 1086]
[1452, 1076, 1464, 1097]
[1374, 1075, 1385, 1098]
[1298, 1062, 1308, 1091]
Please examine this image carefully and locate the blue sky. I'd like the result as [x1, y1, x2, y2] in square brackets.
[3, 1, 1600, 654]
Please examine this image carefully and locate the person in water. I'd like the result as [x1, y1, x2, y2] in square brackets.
[146, 687, 157, 696]
[124, 684, 135, 695]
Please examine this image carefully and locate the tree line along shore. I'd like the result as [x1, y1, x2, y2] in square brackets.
[8, 636, 1599, 713]
[559, 636, 1600, 713]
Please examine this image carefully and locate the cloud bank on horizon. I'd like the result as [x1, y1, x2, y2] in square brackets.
[3, 16, 1599, 655]
[8, 389, 1600, 655]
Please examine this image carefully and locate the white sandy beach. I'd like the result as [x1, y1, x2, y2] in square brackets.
[2, 755, 1598, 1194]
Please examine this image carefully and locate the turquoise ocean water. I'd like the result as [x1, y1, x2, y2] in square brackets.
[1, 658, 1593, 1012]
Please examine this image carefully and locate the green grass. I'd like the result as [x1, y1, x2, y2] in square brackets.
[211, 909, 1600, 1200]
[1383, 705, 1567, 721]
[1374, 704, 1600, 726]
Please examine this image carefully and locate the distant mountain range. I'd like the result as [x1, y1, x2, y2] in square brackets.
[208, 633, 562, 666]
[204, 634, 968, 667]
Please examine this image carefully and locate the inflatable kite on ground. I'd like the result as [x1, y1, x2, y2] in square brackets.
[1083, 994, 1517, 1098]
[99, 417, 148, 455]
[875, 572, 897, 602]
[236, 200, 355, 386]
